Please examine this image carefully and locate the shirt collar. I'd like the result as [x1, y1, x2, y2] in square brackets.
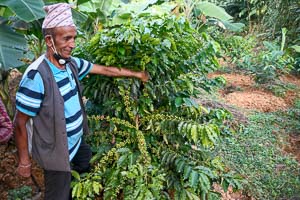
[44, 57, 68, 75]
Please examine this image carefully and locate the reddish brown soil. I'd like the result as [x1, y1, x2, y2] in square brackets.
[209, 73, 300, 112]
[224, 90, 289, 112]
[209, 72, 300, 199]
[284, 134, 300, 162]
[213, 184, 253, 200]
[214, 72, 300, 144]
[0, 142, 44, 199]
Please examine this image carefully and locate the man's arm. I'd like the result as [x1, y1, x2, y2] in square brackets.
[89, 64, 149, 82]
[14, 110, 31, 177]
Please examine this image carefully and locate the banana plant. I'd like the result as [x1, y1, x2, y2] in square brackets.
[0, 0, 45, 70]
[174, 0, 245, 32]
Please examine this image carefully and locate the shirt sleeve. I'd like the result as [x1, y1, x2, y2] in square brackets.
[72, 57, 93, 80]
[16, 70, 44, 117]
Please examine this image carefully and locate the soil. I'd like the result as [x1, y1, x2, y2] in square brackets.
[1, 71, 300, 200]
[208, 71, 300, 199]
[0, 142, 44, 200]
[208, 72, 300, 112]
[212, 71, 300, 156]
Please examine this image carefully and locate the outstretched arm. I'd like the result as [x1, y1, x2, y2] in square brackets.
[89, 64, 149, 82]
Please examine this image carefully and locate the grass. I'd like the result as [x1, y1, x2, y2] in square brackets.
[216, 104, 300, 199]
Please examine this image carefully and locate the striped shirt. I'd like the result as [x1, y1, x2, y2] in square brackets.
[16, 55, 93, 160]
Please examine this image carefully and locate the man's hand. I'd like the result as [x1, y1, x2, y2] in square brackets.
[139, 71, 150, 83]
[90, 64, 150, 82]
[17, 162, 31, 178]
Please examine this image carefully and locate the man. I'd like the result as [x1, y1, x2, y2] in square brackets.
[14, 3, 148, 200]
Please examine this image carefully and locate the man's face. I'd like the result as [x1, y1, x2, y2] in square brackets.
[52, 26, 77, 58]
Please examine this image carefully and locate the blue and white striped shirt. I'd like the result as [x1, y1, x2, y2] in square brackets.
[16, 55, 93, 161]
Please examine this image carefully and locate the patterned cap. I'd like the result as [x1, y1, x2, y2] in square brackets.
[42, 3, 75, 29]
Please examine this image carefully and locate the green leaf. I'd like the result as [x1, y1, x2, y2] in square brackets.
[119, 0, 158, 15]
[178, 121, 185, 132]
[176, 160, 185, 173]
[117, 155, 128, 166]
[221, 21, 245, 32]
[221, 179, 230, 192]
[176, 190, 186, 200]
[161, 151, 169, 164]
[189, 170, 199, 188]
[142, 2, 177, 16]
[118, 47, 125, 55]
[206, 125, 218, 144]
[290, 45, 300, 53]
[186, 80, 193, 94]
[0, 0, 45, 22]
[175, 97, 183, 107]
[196, 2, 232, 21]
[281, 28, 287, 51]
[78, 0, 115, 16]
[71, 170, 81, 181]
[183, 98, 197, 107]
[195, 166, 215, 179]
[186, 123, 192, 137]
[72, 183, 78, 198]
[198, 173, 210, 192]
[92, 181, 102, 195]
[162, 39, 171, 49]
[163, 134, 168, 144]
[191, 124, 198, 143]
[0, 24, 27, 69]
[186, 189, 200, 200]
[77, 0, 91, 5]
[77, 182, 83, 198]
[72, 9, 88, 27]
[183, 165, 192, 180]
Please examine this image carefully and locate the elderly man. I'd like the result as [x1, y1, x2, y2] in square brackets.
[14, 3, 148, 200]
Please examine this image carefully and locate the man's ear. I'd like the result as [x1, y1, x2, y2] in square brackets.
[45, 35, 53, 47]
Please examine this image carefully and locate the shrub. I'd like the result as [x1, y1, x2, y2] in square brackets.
[72, 15, 241, 199]
[8, 186, 32, 200]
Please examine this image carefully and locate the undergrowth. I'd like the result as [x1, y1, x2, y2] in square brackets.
[216, 103, 300, 199]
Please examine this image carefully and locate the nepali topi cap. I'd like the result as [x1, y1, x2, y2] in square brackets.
[42, 3, 75, 29]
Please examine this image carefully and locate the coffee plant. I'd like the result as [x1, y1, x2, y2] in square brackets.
[234, 40, 294, 84]
[217, 34, 256, 64]
[72, 14, 242, 199]
[252, 41, 294, 84]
